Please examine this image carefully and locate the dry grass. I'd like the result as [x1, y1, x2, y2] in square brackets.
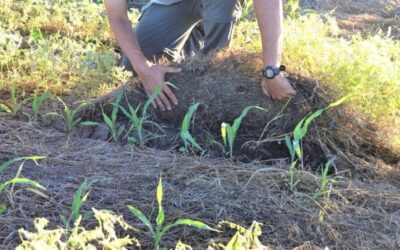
[1, 116, 400, 249]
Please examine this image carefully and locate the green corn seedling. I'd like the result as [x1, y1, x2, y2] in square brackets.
[0, 156, 46, 215]
[285, 96, 348, 192]
[180, 103, 203, 152]
[82, 92, 125, 142]
[0, 82, 30, 116]
[120, 83, 175, 144]
[221, 106, 264, 158]
[314, 159, 334, 199]
[29, 91, 49, 121]
[102, 91, 125, 142]
[60, 178, 97, 229]
[127, 177, 217, 249]
[54, 97, 92, 133]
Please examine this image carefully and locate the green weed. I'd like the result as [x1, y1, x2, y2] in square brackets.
[0, 156, 46, 215]
[127, 177, 217, 249]
[221, 106, 264, 158]
[180, 103, 203, 152]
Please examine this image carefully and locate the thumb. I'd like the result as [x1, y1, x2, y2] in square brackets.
[164, 66, 182, 74]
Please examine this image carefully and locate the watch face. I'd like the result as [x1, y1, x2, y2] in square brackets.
[266, 69, 274, 78]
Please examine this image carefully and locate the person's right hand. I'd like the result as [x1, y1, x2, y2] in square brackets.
[137, 62, 181, 111]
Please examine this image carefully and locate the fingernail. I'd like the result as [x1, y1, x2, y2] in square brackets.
[167, 107, 172, 110]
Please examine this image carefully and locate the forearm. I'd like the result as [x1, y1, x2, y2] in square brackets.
[109, 17, 150, 72]
[253, 0, 283, 67]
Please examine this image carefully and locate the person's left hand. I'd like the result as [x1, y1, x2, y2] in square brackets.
[261, 74, 296, 101]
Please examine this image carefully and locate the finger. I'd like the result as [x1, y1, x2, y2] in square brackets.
[145, 90, 157, 109]
[164, 66, 182, 74]
[163, 86, 178, 106]
[155, 96, 166, 111]
[158, 92, 172, 111]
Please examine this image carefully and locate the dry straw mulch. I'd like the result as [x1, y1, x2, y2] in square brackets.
[1, 116, 400, 249]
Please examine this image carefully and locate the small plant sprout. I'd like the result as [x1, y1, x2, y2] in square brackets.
[0, 156, 46, 215]
[314, 159, 334, 200]
[127, 177, 217, 249]
[0, 82, 30, 116]
[180, 103, 203, 152]
[55, 97, 93, 133]
[285, 96, 348, 192]
[119, 84, 165, 145]
[221, 106, 264, 158]
[26, 91, 49, 121]
[285, 0, 301, 19]
[101, 91, 125, 142]
[60, 178, 97, 229]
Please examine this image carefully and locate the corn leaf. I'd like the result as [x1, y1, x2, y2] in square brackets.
[127, 205, 154, 235]
[0, 156, 45, 172]
[0, 178, 45, 193]
[156, 178, 165, 230]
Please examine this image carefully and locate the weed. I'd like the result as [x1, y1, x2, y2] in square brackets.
[127, 177, 217, 249]
[60, 178, 97, 230]
[180, 103, 203, 152]
[0, 156, 46, 215]
[17, 209, 139, 250]
[212, 221, 266, 249]
[221, 106, 264, 158]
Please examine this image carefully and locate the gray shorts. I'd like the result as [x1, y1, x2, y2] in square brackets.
[122, 0, 242, 71]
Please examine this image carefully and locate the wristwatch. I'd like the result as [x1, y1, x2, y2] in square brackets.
[262, 65, 286, 79]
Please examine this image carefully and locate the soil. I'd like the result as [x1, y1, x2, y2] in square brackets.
[1, 1, 400, 249]
[1, 116, 400, 249]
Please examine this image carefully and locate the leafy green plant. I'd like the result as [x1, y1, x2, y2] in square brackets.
[0, 82, 30, 116]
[55, 97, 92, 133]
[120, 83, 173, 145]
[180, 103, 203, 152]
[101, 91, 125, 142]
[119, 88, 159, 144]
[285, 96, 348, 192]
[0, 156, 46, 215]
[24, 91, 50, 121]
[285, 0, 301, 19]
[17, 209, 139, 250]
[60, 178, 97, 230]
[127, 177, 217, 249]
[241, 0, 253, 20]
[221, 106, 264, 158]
[314, 159, 334, 199]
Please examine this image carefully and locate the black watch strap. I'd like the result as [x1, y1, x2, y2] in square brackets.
[262, 65, 286, 79]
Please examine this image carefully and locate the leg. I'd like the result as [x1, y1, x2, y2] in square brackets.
[201, 0, 242, 54]
[122, 0, 202, 71]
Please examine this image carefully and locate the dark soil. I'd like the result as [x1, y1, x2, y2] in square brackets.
[80, 51, 336, 170]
